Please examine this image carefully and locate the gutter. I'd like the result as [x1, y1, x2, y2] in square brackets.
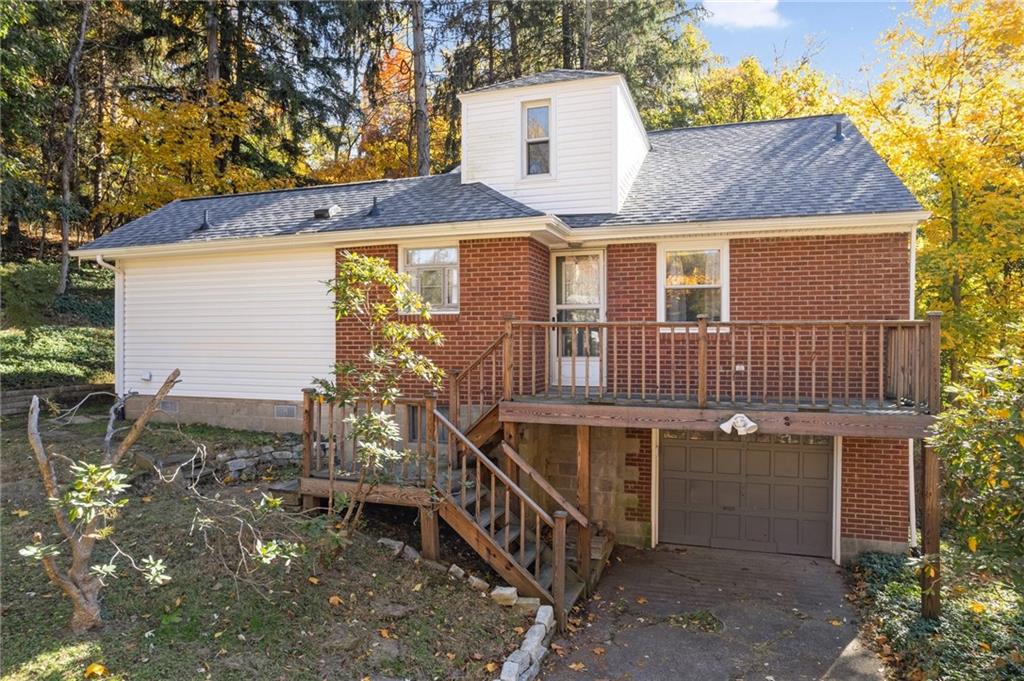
[93, 256, 125, 398]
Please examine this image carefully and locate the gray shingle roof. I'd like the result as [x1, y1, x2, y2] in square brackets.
[77, 173, 543, 252]
[465, 69, 618, 94]
[559, 114, 922, 228]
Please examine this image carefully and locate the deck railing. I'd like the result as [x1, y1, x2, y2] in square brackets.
[300, 392, 436, 484]
[506, 313, 941, 413]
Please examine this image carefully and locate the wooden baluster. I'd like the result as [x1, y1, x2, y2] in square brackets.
[810, 326, 817, 407]
[844, 325, 851, 407]
[827, 325, 833, 407]
[475, 456, 481, 521]
[778, 326, 784, 405]
[531, 326, 537, 396]
[745, 326, 752, 405]
[697, 315, 708, 409]
[912, 324, 921, 406]
[544, 325, 551, 396]
[478, 362, 484, 422]
[624, 326, 631, 399]
[491, 352, 496, 406]
[730, 324, 736, 404]
[584, 325, 591, 399]
[315, 398, 323, 471]
[715, 322, 721, 404]
[518, 323, 524, 397]
[655, 324, 661, 401]
[570, 325, 577, 398]
[762, 325, 768, 404]
[556, 325, 564, 397]
[301, 388, 314, 478]
[503, 320, 514, 401]
[327, 403, 335, 512]
[460, 443, 467, 511]
[553, 511, 568, 631]
[795, 326, 801, 407]
[612, 326, 619, 396]
[504, 488, 511, 548]
[599, 327, 606, 397]
[425, 394, 437, 488]
[878, 324, 885, 408]
[861, 325, 868, 407]
[519, 498, 526, 564]
[534, 513, 541, 580]
[641, 324, 647, 400]
[489, 473, 496, 536]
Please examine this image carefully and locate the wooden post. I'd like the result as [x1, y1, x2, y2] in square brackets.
[553, 510, 568, 632]
[926, 311, 942, 414]
[921, 442, 941, 619]
[503, 316, 514, 401]
[503, 421, 520, 485]
[448, 370, 460, 431]
[425, 392, 437, 488]
[576, 425, 592, 590]
[301, 388, 315, 477]
[419, 506, 440, 561]
[697, 315, 708, 409]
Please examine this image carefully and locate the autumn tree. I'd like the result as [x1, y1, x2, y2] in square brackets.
[850, 0, 1024, 376]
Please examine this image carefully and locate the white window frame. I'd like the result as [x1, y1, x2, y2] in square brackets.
[521, 99, 554, 179]
[656, 239, 730, 327]
[398, 243, 460, 314]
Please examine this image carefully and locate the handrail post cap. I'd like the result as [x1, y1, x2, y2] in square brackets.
[302, 387, 317, 394]
[925, 311, 943, 318]
[554, 510, 568, 518]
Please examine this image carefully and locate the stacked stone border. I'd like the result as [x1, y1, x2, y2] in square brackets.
[377, 535, 554, 681]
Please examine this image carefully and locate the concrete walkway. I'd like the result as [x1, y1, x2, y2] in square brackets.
[540, 545, 885, 681]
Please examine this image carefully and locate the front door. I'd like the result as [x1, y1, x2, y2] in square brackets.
[551, 252, 603, 388]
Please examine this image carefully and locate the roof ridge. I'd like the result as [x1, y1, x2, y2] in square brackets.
[647, 112, 846, 135]
[177, 173, 449, 203]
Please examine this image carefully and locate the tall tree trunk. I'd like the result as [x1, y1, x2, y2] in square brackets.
[508, 5, 520, 78]
[206, 0, 220, 87]
[91, 47, 106, 239]
[230, 1, 245, 163]
[948, 184, 961, 381]
[486, 0, 495, 84]
[560, 1, 573, 69]
[57, 0, 93, 296]
[579, 0, 591, 69]
[411, 0, 429, 176]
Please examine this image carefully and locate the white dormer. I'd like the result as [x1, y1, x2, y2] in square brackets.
[458, 70, 650, 215]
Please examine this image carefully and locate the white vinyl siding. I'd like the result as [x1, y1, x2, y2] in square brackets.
[616, 84, 648, 210]
[121, 247, 335, 401]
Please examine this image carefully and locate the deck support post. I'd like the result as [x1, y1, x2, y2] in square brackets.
[419, 506, 440, 562]
[301, 388, 316, 510]
[552, 510, 568, 632]
[576, 424, 591, 590]
[697, 315, 708, 408]
[921, 441, 941, 619]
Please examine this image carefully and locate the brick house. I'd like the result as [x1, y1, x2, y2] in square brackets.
[77, 69, 937, 623]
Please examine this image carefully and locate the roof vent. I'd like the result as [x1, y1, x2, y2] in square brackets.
[195, 209, 212, 232]
[833, 121, 846, 141]
[366, 196, 380, 217]
[314, 204, 341, 219]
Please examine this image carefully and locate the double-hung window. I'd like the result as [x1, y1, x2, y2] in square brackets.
[524, 102, 550, 175]
[404, 246, 459, 313]
[662, 246, 725, 321]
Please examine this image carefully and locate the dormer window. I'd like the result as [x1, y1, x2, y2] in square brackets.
[524, 101, 550, 175]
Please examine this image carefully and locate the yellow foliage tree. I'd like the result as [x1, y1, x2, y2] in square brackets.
[694, 55, 837, 125]
[96, 86, 274, 222]
[849, 0, 1024, 376]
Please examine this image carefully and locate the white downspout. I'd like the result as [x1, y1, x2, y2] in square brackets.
[94, 256, 125, 399]
[908, 439, 918, 550]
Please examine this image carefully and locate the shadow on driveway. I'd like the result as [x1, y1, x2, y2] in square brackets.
[541, 545, 882, 681]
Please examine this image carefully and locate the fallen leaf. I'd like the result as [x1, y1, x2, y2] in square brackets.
[484, 661, 498, 672]
[591, 646, 606, 656]
[979, 642, 991, 652]
[307, 576, 321, 585]
[551, 643, 567, 657]
[378, 628, 392, 639]
[141, 496, 154, 504]
[513, 626, 525, 635]
[84, 662, 108, 678]
[328, 595, 344, 606]
[471, 652, 484, 661]
[635, 596, 648, 605]
[12, 509, 29, 518]
[568, 661, 587, 672]
[969, 601, 986, 614]
[968, 536, 978, 553]
[828, 619, 842, 626]
[412, 583, 422, 592]
[445, 652, 456, 660]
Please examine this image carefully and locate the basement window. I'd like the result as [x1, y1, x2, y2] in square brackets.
[524, 101, 551, 176]
[402, 246, 459, 313]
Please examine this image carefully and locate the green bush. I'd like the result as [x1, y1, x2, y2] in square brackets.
[0, 259, 58, 328]
[0, 326, 114, 389]
[931, 330, 1024, 579]
[854, 551, 1024, 680]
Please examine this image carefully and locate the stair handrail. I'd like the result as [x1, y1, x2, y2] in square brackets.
[449, 331, 508, 432]
[500, 441, 588, 528]
[433, 409, 553, 526]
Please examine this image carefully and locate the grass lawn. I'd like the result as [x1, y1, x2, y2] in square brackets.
[851, 551, 1024, 680]
[1, 408, 527, 680]
[0, 326, 114, 390]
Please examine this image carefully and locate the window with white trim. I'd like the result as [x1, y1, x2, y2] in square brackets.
[663, 248, 723, 321]
[404, 246, 459, 313]
[524, 101, 550, 175]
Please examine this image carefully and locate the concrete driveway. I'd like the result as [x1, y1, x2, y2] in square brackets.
[540, 545, 883, 681]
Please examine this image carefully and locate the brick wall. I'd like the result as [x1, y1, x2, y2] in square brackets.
[335, 238, 549, 397]
[623, 428, 652, 523]
[841, 437, 910, 543]
[730, 233, 911, 320]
